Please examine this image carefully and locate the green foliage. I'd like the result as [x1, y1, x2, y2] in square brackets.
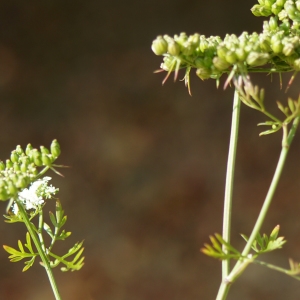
[201, 233, 241, 260]
[3, 232, 37, 272]
[3, 199, 84, 272]
[241, 225, 286, 254]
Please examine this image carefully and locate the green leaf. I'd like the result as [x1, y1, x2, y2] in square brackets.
[25, 232, 35, 254]
[55, 200, 64, 224]
[43, 222, 54, 238]
[22, 256, 36, 272]
[18, 240, 25, 253]
[49, 211, 57, 227]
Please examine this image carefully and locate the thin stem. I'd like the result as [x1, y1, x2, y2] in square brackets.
[221, 88, 241, 279]
[17, 201, 62, 300]
[252, 259, 300, 280]
[216, 116, 300, 300]
[38, 209, 47, 253]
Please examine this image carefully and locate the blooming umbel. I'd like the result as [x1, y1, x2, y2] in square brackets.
[12, 176, 58, 214]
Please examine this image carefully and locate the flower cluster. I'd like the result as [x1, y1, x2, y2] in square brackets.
[12, 176, 58, 214]
[151, 0, 300, 88]
[0, 140, 61, 201]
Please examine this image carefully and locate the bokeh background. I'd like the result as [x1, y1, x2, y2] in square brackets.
[0, 0, 300, 299]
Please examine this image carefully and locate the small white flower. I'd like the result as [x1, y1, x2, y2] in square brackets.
[14, 177, 58, 213]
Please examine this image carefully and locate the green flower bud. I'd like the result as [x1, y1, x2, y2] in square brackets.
[213, 56, 231, 71]
[194, 58, 205, 68]
[32, 149, 43, 167]
[278, 9, 288, 20]
[196, 67, 212, 80]
[0, 161, 5, 171]
[217, 46, 228, 60]
[251, 4, 272, 16]
[235, 48, 247, 61]
[182, 42, 196, 56]
[40, 145, 50, 154]
[42, 153, 52, 166]
[259, 36, 272, 52]
[282, 43, 295, 56]
[271, 3, 283, 15]
[51, 140, 61, 159]
[284, 2, 296, 17]
[151, 36, 168, 56]
[13, 162, 20, 172]
[6, 159, 13, 169]
[7, 181, 17, 195]
[25, 143, 33, 155]
[15, 145, 24, 155]
[188, 33, 200, 47]
[271, 40, 283, 53]
[225, 51, 237, 64]
[167, 40, 181, 56]
[293, 58, 300, 70]
[9, 173, 18, 184]
[276, 0, 286, 6]
[203, 56, 213, 68]
[265, 0, 276, 8]
[0, 185, 8, 201]
[269, 16, 278, 30]
[175, 32, 188, 47]
[199, 39, 209, 52]
[20, 162, 28, 173]
[246, 52, 270, 66]
[10, 151, 19, 163]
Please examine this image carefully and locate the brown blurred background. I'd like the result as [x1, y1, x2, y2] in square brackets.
[0, 0, 300, 299]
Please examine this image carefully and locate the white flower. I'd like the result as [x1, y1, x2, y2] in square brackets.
[14, 177, 58, 213]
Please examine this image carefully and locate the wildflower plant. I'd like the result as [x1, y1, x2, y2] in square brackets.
[1, 140, 84, 300]
[152, 0, 300, 299]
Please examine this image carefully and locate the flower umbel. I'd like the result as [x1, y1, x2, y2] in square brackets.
[13, 177, 58, 214]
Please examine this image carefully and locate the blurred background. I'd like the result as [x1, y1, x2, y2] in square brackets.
[0, 0, 300, 299]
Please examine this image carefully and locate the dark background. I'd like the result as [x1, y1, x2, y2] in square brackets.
[0, 0, 300, 299]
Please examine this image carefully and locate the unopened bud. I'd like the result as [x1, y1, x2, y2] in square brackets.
[50, 140, 61, 159]
[213, 57, 231, 71]
[42, 153, 52, 166]
[246, 52, 270, 66]
[0, 161, 5, 171]
[6, 159, 13, 169]
[151, 36, 168, 56]
[25, 143, 33, 156]
[269, 16, 278, 30]
[282, 43, 295, 56]
[10, 151, 19, 163]
[13, 162, 20, 172]
[251, 4, 272, 16]
[40, 146, 50, 154]
[196, 67, 212, 80]
[7, 181, 17, 195]
[271, 40, 283, 53]
[167, 40, 180, 56]
[32, 149, 43, 167]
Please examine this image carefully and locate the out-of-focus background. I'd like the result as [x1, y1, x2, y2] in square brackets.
[1, 0, 300, 299]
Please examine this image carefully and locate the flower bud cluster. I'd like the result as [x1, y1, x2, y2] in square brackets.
[151, 3, 300, 84]
[0, 140, 61, 201]
[252, 0, 300, 29]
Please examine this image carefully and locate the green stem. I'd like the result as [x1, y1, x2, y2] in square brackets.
[221, 88, 241, 279]
[252, 259, 300, 280]
[216, 116, 300, 300]
[17, 201, 62, 300]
